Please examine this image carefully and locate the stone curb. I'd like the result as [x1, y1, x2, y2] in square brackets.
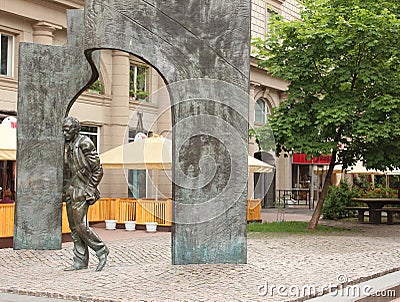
[291, 267, 400, 302]
[1, 267, 400, 302]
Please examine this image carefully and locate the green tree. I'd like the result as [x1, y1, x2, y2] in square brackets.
[252, 0, 400, 229]
[249, 126, 275, 153]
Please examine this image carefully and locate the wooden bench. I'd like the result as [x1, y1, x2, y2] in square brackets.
[345, 207, 369, 223]
[371, 208, 400, 225]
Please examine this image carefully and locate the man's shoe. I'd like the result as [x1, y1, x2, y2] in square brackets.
[64, 264, 87, 271]
[95, 249, 109, 271]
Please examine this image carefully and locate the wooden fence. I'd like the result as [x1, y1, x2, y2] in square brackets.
[247, 199, 262, 222]
[0, 204, 14, 237]
[1, 198, 261, 238]
[61, 198, 173, 233]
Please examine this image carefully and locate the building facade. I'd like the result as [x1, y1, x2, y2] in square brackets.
[0, 0, 301, 206]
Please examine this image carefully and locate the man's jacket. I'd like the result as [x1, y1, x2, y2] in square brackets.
[64, 134, 104, 204]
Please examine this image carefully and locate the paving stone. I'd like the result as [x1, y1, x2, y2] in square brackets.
[0, 227, 400, 301]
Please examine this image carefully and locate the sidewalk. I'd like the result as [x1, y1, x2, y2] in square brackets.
[261, 207, 314, 223]
[0, 219, 400, 301]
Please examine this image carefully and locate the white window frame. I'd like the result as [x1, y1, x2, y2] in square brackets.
[266, 8, 278, 35]
[0, 33, 14, 77]
[80, 125, 100, 152]
[255, 97, 272, 124]
[129, 63, 148, 101]
[255, 98, 266, 124]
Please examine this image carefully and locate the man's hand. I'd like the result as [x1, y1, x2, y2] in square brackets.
[85, 186, 98, 205]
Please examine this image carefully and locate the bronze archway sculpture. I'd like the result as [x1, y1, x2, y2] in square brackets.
[15, 0, 250, 265]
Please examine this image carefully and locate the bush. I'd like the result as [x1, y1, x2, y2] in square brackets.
[362, 184, 397, 198]
[323, 180, 355, 220]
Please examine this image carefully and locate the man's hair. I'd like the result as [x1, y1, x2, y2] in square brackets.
[63, 116, 81, 132]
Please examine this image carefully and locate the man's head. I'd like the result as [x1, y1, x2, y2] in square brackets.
[62, 116, 81, 142]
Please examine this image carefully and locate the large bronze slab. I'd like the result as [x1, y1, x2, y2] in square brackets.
[15, 10, 98, 249]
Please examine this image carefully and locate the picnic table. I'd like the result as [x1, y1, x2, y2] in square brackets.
[351, 198, 400, 224]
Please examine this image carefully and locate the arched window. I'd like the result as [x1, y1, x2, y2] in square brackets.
[255, 98, 266, 124]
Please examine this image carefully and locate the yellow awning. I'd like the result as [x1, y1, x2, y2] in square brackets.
[100, 136, 172, 170]
[100, 136, 274, 173]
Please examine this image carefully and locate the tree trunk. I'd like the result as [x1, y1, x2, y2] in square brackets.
[307, 150, 337, 230]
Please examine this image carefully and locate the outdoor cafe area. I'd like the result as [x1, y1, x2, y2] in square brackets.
[343, 163, 400, 225]
[0, 198, 262, 248]
[0, 123, 270, 248]
[347, 197, 400, 225]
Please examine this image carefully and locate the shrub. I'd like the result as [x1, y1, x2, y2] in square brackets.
[362, 184, 397, 198]
[323, 180, 355, 220]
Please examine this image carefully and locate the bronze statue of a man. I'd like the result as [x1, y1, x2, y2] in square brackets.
[62, 116, 109, 271]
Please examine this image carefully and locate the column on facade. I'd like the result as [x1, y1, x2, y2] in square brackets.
[248, 83, 257, 198]
[32, 21, 61, 45]
[104, 50, 130, 198]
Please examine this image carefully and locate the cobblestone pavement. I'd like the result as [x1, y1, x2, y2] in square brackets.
[0, 224, 400, 302]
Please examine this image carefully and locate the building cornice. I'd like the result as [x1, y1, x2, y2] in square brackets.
[34, 0, 83, 9]
[129, 100, 159, 114]
[1, 0, 83, 29]
[0, 77, 18, 92]
[52, 0, 84, 8]
[77, 92, 112, 107]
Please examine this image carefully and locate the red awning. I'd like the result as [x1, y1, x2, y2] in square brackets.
[293, 153, 331, 165]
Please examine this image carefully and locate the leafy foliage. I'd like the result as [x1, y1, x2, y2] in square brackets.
[249, 126, 276, 152]
[322, 181, 356, 220]
[352, 175, 370, 191]
[356, 183, 398, 198]
[88, 79, 105, 94]
[129, 66, 150, 101]
[252, 0, 400, 171]
[252, 0, 400, 228]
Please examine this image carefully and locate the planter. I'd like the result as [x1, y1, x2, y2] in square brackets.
[105, 219, 117, 230]
[124, 221, 136, 231]
[145, 222, 158, 233]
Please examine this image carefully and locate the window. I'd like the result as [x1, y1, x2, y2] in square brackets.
[80, 125, 100, 151]
[255, 98, 266, 124]
[129, 64, 148, 101]
[255, 98, 272, 124]
[0, 33, 14, 77]
[87, 79, 105, 94]
[266, 9, 278, 35]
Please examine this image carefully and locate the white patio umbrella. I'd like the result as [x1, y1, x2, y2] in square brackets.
[248, 155, 274, 173]
[385, 170, 400, 175]
[99, 136, 274, 199]
[100, 136, 274, 173]
[0, 125, 16, 161]
[346, 161, 385, 175]
[100, 136, 172, 170]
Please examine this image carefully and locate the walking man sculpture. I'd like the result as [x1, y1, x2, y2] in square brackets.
[62, 116, 109, 271]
